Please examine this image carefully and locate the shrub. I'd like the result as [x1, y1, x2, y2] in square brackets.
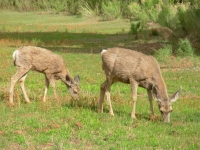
[79, 1, 96, 17]
[157, 4, 179, 30]
[177, 5, 200, 38]
[101, 0, 122, 21]
[130, 21, 142, 39]
[154, 44, 172, 62]
[176, 38, 195, 57]
[66, 0, 80, 14]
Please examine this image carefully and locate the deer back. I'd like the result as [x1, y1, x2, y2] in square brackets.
[101, 48, 164, 88]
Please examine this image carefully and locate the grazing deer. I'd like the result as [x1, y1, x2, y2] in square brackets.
[99, 47, 181, 123]
[9, 46, 80, 105]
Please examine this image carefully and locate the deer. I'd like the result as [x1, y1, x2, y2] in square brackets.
[99, 47, 181, 123]
[9, 46, 80, 105]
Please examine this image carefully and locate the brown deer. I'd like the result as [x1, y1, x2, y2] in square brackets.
[99, 47, 181, 123]
[9, 46, 80, 105]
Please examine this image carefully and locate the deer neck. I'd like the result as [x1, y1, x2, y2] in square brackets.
[154, 76, 168, 100]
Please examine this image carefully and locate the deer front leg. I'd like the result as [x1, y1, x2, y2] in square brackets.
[98, 81, 106, 113]
[50, 78, 58, 102]
[147, 89, 155, 120]
[43, 76, 49, 102]
[130, 80, 138, 119]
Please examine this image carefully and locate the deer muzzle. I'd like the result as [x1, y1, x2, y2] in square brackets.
[163, 112, 170, 123]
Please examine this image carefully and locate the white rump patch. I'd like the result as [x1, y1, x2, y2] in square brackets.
[101, 49, 107, 55]
[12, 50, 19, 60]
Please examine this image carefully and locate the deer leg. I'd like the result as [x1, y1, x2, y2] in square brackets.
[19, 74, 30, 103]
[49, 77, 58, 101]
[43, 76, 50, 102]
[9, 67, 30, 105]
[51, 80, 58, 101]
[147, 89, 155, 120]
[98, 81, 106, 113]
[105, 79, 114, 116]
[130, 80, 138, 119]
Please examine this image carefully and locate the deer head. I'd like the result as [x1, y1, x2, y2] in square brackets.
[153, 86, 182, 123]
[66, 75, 80, 100]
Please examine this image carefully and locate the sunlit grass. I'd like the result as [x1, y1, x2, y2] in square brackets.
[0, 10, 130, 33]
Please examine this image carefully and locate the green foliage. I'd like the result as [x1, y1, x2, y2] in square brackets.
[157, 4, 179, 30]
[79, 1, 97, 17]
[154, 44, 172, 62]
[177, 4, 200, 38]
[101, 0, 122, 21]
[176, 38, 195, 57]
[128, 2, 149, 32]
[130, 21, 141, 39]
[67, 0, 80, 14]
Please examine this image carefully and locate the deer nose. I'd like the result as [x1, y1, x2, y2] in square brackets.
[163, 113, 170, 123]
[72, 94, 79, 100]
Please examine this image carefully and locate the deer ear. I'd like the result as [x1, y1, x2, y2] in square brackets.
[66, 75, 72, 85]
[170, 87, 182, 102]
[74, 75, 80, 84]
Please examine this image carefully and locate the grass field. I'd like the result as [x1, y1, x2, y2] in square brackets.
[0, 10, 200, 150]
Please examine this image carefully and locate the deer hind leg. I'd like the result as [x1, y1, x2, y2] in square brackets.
[130, 80, 138, 119]
[105, 78, 114, 116]
[9, 67, 30, 105]
[147, 89, 155, 120]
[19, 74, 30, 103]
[99, 81, 106, 113]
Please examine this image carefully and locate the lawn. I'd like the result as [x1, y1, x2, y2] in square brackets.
[0, 10, 200, 150]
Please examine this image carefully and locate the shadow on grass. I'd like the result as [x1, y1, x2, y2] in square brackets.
[0, 31, 163, 55]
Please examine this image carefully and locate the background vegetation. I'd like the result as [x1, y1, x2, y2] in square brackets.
[0, 0, 199, 39]
[0, 0, 200, 149]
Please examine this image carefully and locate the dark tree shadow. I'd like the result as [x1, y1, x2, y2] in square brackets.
[0, 31, 164, 55]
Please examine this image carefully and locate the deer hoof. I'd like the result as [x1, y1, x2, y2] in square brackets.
[150, 115, 156, 121]
[8, 102, 14, 106]
[131, 115, 137, 119]
[110, 112, 114, 117]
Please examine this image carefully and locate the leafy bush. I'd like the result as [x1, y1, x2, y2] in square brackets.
[67, 0, 80, 14]
[128, 2, 149, 32]
[101, 0, 122, 21]
[177, 5, 200, 38]
[154, 44, 172, 62]
[157, 4, 179, 30]
[176, 38, 195, 57]
[130, 21, 142, 39]
[79, 1, 96, 17]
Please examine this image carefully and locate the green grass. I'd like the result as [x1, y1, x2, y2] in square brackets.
[0, 11, 200, 150]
